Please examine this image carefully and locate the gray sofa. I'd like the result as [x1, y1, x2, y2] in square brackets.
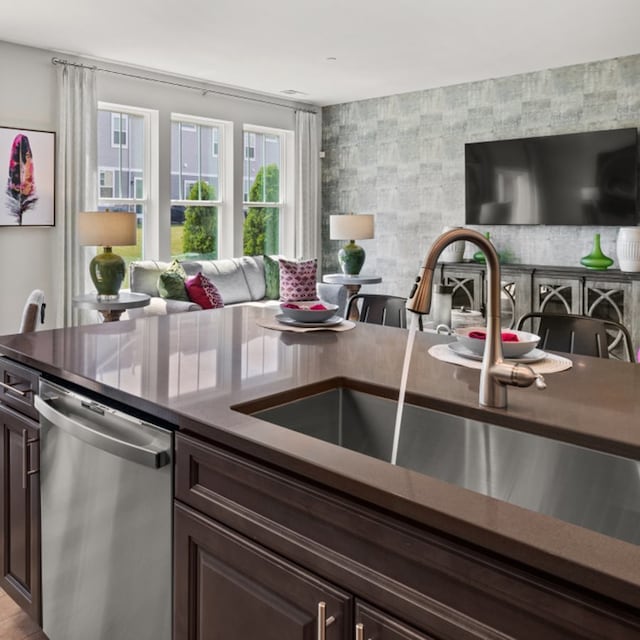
[127, 256, 348, 318]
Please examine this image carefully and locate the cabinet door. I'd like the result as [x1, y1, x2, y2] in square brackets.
[441, 267, 484, 312]
[532, 275, 582, 314]
[174, 502, 352, 640]
[0, 406, 40, 623]
[356, 601, 437, 640]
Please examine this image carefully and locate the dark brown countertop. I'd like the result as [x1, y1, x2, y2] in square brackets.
[1, 305, 639, 609]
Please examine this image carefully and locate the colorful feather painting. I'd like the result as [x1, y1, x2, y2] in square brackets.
[0, 127, 55, 227]
[6, 134, 38, 224]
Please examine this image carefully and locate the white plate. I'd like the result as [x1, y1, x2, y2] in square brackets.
[447, 341, 547, 363]
[275, 314, 344, 328]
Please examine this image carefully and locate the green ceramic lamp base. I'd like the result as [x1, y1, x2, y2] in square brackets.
[89, 247, 126, 298]
[338, 241, 366, 275]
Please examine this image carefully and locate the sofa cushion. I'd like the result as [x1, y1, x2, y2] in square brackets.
[129, 260, 170, 297]
[181, 258, 252, 304]
[237, 256, 266, 300]
[166, 259, 187, 279]
[158, 271, 190, 301]
[279, 258, 319, 302]
[185, 272, 225, 309]
[263, 255, 280, 299]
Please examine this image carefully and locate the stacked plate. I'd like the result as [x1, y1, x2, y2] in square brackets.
[276, 302, 343, 328]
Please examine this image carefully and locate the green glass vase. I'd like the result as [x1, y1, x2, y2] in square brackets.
[580, 233, 613, 270]
[473, 232, 491, 264]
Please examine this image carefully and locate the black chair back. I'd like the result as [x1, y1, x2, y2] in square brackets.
[516, 312, 635, 362]
[346, 294, 407, 328]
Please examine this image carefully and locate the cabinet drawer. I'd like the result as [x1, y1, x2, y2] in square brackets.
[0, 358, 39, 420]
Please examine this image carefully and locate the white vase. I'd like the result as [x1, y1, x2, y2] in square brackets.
[616, 227, 640, 272]
[440, 226, 466, 263]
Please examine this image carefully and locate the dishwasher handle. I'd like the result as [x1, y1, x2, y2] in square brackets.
[35, 394, 171, 469]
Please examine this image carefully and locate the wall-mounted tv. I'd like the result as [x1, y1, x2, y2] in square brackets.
[465, 128, 638, 226]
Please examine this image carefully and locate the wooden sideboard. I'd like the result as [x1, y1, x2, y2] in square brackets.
[436, 262, 640, 359]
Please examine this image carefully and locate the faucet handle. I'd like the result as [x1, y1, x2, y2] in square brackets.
[489, 362, 546, 390]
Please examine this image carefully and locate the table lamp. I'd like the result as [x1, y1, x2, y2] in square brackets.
[78, 211, 137, 299]
[329, 213, 374, 275]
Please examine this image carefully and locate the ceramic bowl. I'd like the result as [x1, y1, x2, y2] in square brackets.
[455, 326, 540, 358]
[279, 301, 339, 323]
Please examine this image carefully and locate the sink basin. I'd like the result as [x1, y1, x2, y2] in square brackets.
[238, 383, 640, 546]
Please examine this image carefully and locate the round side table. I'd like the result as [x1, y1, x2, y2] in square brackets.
[73, 292, 151, 322]
[322, 274, 382, 320]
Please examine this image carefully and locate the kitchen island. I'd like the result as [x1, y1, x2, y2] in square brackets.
[0, 305, 639, 639]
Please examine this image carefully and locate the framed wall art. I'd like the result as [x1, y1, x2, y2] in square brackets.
[1, 126, 55, 227]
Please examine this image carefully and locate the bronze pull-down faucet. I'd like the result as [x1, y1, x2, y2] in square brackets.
[407, 228, 546, 408]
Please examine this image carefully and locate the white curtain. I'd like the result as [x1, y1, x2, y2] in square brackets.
[294, 110, 320, 260]
[56, 64, 97, 327]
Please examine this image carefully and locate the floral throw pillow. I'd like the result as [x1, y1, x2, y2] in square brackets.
[185, 272, 224, 309]
[278, 258, 318, 302]
[166, 259, 187, 279]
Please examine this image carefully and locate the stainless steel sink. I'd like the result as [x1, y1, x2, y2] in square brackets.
[246, 385, 640, 546]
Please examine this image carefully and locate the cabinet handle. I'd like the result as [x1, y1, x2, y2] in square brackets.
[355, 622, 371, 640]
[22, 430, 39, 490]
[0, 380, 28, 397]
[317, 602, 335, 640]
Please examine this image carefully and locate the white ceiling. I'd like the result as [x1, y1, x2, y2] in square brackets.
[2, 0, 640, 106]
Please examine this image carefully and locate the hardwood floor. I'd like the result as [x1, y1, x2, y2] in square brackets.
[0, 589, 47, 640]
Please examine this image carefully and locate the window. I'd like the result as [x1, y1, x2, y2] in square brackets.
[98, 104, 153, 286]
[99, 170, 114, 198]
[244, 133, 256, 160]
[212, 129, 219, 157]
[242, 127, 287, 256]
[111, 113, 128, 148]
[171, 115, 229, 261]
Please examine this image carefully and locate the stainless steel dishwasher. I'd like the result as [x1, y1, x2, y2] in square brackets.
[34, 379, 172, 640]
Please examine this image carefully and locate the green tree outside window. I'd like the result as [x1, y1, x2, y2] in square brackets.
[183, 181, 217, 259]
[243, 164, 279, 256]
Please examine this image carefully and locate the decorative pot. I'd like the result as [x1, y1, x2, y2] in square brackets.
[616, 227, 640, 272]
[580, 233, 613, 270]
[440, 226, 465, 263]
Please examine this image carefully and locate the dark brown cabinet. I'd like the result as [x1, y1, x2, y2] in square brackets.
[0, 358, 41, 623]
[174, 502, 352, 640]
[175, 432, 640, 640]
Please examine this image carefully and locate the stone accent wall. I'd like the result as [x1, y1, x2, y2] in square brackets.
[321, 55, 640, 299]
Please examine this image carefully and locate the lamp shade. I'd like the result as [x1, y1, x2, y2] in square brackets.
[78, 211, 137, 247]
[329, 214, 374, 240]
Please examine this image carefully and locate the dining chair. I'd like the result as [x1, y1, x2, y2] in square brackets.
[19, 289, 46, 333]
[345, 294, 408, 328]
[515, 312, 635, 362]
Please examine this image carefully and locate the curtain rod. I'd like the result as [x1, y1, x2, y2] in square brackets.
[51, 57, 317, 114]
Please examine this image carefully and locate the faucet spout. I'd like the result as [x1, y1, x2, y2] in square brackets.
[407, 228, 544, 409]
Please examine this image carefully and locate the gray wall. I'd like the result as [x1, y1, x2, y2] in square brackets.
[321, 55, 640, 299]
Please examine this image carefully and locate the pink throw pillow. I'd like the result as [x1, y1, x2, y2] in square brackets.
[278, 258, 318, 302]
[185, 272, 224, 309]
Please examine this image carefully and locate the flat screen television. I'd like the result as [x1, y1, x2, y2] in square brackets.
[465, 128, 638, 225]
